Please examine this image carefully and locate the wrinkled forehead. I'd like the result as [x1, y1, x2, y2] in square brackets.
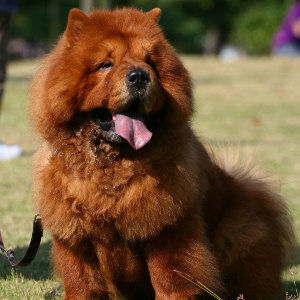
[88, 31, 155, 61]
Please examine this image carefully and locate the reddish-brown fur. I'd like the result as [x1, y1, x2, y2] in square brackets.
[30, 8, 295, 300]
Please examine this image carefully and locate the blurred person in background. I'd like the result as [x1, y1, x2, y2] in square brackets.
[271, 0, 300, 56]
[0, 0, 22, 161]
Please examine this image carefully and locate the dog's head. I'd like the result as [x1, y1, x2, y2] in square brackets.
[30, 8, 193, 151]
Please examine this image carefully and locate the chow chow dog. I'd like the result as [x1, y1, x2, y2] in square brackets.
[30, 7, 295, 300]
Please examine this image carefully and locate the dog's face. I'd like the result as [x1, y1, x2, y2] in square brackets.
[32, 8, 193, 150]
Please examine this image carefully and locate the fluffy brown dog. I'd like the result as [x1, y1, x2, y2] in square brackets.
[30, 7, 295, 300]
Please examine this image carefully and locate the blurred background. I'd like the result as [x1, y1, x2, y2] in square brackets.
[9, 0, 296, 59]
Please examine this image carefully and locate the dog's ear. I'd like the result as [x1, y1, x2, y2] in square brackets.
[147, 8, 161, 23]
[66, 8, 89, 45]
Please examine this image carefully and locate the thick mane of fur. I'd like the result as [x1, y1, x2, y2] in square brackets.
[30, 8, 193, 143]
[30, 7, 295, 300]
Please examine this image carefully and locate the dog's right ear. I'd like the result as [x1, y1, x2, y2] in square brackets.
[66, 8, 88, 45]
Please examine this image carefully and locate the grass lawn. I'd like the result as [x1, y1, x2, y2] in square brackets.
[0, 56, 299, 299]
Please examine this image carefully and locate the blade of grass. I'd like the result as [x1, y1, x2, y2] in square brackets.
[173, 270, 223, 300]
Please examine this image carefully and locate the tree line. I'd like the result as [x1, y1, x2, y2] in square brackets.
[10, 0, 294, 54]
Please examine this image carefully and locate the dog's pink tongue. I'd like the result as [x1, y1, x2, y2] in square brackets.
[115, 111, 152, 150]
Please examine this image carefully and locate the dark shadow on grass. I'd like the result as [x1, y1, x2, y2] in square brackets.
[283, 280, 300, 297]
[0, 239, 52, 280]
[283, 246, 300, 298]
[286, 245, 300, 269]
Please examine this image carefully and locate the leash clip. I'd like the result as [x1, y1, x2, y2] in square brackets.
[34, 212, 41, 222]
[6, 248, 15, 258]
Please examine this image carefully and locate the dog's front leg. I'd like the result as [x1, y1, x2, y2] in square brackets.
[144, 216, 224, 300]
[52, 236, 119, 300]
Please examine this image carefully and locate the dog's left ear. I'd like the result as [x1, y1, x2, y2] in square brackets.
[147, 8, 161, 23]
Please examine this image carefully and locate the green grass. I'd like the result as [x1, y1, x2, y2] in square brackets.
[0, 56, 299, 299]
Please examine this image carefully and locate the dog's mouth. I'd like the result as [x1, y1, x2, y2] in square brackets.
[94, 102, 152, 150]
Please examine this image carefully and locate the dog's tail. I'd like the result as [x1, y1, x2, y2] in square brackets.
[207, 143, 296, 298]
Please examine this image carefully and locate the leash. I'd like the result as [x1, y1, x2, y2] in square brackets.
[0, 213, 43, 267]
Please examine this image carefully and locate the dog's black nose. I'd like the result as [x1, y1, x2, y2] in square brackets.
[126, 69, 150, 89]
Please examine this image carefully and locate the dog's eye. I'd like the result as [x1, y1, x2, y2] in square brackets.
[146, 55, 160, 79]
[97, 61, 114, 71]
